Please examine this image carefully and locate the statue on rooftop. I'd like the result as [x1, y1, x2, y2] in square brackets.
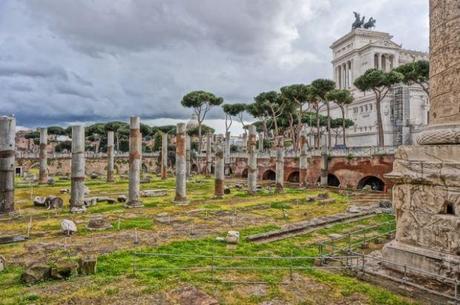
[352, 12, 365, 30]
[364, 17, 376, 29]
[352, 12, 376, 30]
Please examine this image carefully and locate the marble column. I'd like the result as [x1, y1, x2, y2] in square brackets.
[247, 125, 258, 195]
[186, 135, 191, 178]
[275, 136, 285, 193]
[127, 116, 143, 208]
[299, 126, 309, 187]
[258, 132, 264, 152]
[224, 131, 231, 175]
[383, 0, 460, 279]
[107, 131, 115, 182]
[206, 132, 212, 176]
[70, 125, 86, 213]
[161, 132, 168, 180]
[174, 123, 188, 204]
[320, 144, 328, 187]
[242, 133, 248, 153]
[0, 116, 15, 214]
[38, 127, 48, 184]
[214, 136, 225, 198]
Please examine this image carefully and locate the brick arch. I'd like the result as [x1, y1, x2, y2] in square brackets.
[357, 175, 385, 191]
[262, 169, 276, 181]
[287, 171, 299, 183]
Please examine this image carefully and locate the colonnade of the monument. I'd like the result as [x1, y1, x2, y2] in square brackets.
[0, 116, 318, 214]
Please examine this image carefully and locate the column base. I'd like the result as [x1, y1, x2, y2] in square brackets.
[382, 240, 460, 279]
[70, 206, 86, 213]
[173, 199, 189, 205]
[125, 201, 144, 208]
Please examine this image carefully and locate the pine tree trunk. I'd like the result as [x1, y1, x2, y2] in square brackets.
[341, 106, 346, 146]
[376, 97, 384, 147]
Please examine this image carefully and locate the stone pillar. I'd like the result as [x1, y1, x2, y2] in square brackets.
[382, 0, 460, 279]
[0, 116, 15, 214]
[242, 133, 248, 153]
[275, 136, 284, 193]
[174, 123, 188, 204]
[38, 127, 48, 184]
[206, 132, 212, 176]
[224, 131, 231, 175]
[258, 132, 264, 152]
[247, 125, 258, 195]
[107, 131, 115, 182]
[186, 135, 191, 178]
[127, 116, 143, 208]
[161, 132, 168, 180]
[299, 126, 309, 187]
[214, 136, 225, 198]
[320, 144, 328, 187]
[70, 125, 86, 213]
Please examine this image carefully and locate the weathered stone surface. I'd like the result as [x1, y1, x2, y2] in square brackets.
[383, 144, 460, 278]
[87, 216, 112, 230]
[141, 189, 167, 197]
[117, 195, 127, 203]
[45, 196, 64, 209]
[79, 256, 97, 275]
[33, 196, 46, 207]
[226, 231, 240, 244]
[21, 263, 51, 285]
[50, 260, 78, 280]
[0, 255, 5, 272]
[61, 219, 77, 235]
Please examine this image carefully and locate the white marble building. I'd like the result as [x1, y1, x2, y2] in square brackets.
[324, 28, 428, 147]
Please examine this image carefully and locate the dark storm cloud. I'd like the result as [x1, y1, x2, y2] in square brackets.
[0, 0, 428, 128]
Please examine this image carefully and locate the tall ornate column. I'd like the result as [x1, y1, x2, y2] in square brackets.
[275, 136, 285, 193]
[383, 0, 460, 278]
[0, 116, 15, 214]
[38, 127, 48, 184]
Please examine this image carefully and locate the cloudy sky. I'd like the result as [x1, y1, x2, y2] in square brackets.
[1, 0, 428, 133]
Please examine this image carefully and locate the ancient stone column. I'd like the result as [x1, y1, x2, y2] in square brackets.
[224, 131, 231, 175]
[299, 126, 308, 187]
[106, 131, 115, 182]
[0, 116, 15, 214]
[186, 135, 191, 178]
[206, 132, 212, 176]
[275, 136, 284, 193]
[38, 127, 48, 184]
[247, 125, 258, 194]
[127, 116, 143, 208]
[70, 125, 86, 213]
[161, 132, 168, 180]
[174, 123, 188, 204]
[418, 0, 460, 144]
[382, 0, 460, 278]
[258, 132, 264, 152]
[242, 133, 248, 153]
[320, 144, 328, 187]
[214, 136, 225, 198]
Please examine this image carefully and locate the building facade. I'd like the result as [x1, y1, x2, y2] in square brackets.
[326, 28, 428, 147]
